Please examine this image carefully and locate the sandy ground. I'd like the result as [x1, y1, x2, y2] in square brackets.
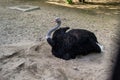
[0, 0, 120, 80]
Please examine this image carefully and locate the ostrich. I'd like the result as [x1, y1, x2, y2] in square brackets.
[46, 18, 103, 60]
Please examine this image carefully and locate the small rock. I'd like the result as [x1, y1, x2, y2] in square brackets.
[73, 67, 79, 71]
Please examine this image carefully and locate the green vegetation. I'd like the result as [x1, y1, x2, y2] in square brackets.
[66, 0, 73, 4]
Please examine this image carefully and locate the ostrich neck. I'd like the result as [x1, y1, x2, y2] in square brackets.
[46, 23, 61, 39]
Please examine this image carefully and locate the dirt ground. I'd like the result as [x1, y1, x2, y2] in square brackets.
[0, 0, 120, 80]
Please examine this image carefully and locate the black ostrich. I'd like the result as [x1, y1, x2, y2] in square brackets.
[46, 18, 103, 60]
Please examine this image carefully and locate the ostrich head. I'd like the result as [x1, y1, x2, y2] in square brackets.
[55, 17, 61, 24]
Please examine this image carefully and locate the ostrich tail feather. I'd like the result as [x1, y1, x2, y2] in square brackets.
[96, 43, 104, 52]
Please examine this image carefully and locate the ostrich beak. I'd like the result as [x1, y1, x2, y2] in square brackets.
[51, 19, 57, 23]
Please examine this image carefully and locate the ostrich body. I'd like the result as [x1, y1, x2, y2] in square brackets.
[46, 18, 103, 60]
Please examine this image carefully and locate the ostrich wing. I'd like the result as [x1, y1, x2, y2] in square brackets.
[68, 29, 98, 44]
[62, 34, 77, 51]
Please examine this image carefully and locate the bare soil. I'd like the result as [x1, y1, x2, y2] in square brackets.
[0, 0, 120, 80]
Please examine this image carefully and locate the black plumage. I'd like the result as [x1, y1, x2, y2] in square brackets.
[46, 18, 102, 60]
